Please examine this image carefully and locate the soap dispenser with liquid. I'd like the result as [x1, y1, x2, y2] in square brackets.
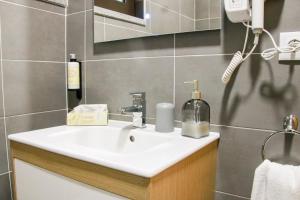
[181, 80, 210, 138]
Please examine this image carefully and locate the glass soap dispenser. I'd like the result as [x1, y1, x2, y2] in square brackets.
[181, 80, 210, 138]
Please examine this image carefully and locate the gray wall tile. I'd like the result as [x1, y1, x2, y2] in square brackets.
[180, 0, 195, 19]
[94, 20, 105, 43]
[7, 0, 65, 14]
[0, 174, 11, 200]
[195, 0, 209, 19]
[0, 43, 4, 118]
[0, 119, 8, 174]
[6, 110, 66, 171]
[195, 19, 210, 31]
[150, 3, 180, 35]
[86, 58, 174, 118]
[151, 0, 180, 13]
[6, 110, 66, 135]
[210, 18, 221, 30]
[175, 55, 300, 130]
[216, 127, 268, 197]
[175, 21, 242, 56]
[0, 0, 67, 196]
[85, 0, 93, 10]
[89, 34, 175, 60]
[216, 125, 300, 198]
[67, 0, 85, 14]
[67, 12, 85, 61]
[0, 2, 65, 61]
[210, 0, 221, 18]
[3, 61, 66, 116]
[180, 16, 195, 32]
[105, 14, 151, 34]
[104, 24, 150, 42]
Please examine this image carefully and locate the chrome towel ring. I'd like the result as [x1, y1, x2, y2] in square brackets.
[261, 115, 300, 160]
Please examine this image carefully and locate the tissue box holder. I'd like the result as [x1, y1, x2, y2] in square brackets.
[67, 104, 108, 126]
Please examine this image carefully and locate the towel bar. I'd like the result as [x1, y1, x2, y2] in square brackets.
[261, 115, 300, 160]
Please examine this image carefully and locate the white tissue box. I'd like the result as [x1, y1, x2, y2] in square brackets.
[67, 104, 108, 126]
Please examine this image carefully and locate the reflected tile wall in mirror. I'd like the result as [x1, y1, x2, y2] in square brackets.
[94, 0, 221, 43]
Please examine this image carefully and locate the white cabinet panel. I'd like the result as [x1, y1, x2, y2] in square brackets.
[14, 159, 128, 200]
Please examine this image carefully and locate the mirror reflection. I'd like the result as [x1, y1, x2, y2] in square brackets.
[94, 0, 221, 43]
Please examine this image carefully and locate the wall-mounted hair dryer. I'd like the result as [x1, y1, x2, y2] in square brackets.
[222, 0, 300, 84]
[224, 0, 265, 33]
[224, 0, 251, 23]
[222, 0, 265, 84]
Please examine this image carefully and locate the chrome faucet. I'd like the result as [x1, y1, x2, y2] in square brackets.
[121, 92, 146, 128]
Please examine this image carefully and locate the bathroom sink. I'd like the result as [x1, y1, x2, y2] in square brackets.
[51, 125, 175, 155]
[8, 120, 219, 177]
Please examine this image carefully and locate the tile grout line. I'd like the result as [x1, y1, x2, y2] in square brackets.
[86, 55, 174, 62]
[97, 21, 153, 35]
[85, 53, 237, 62]
[196, 17, 221, 21]
[210, 123, 278, 133]
[148, 0, 152, 32]
[148, 1, 151, 34]
[194, 0, 196, 31]
[84, 0, 87, 103]
[38, 0, 66, 8]
[64, 4, 68, 115]
[150, 1, 193, 21]
[173, 34, 176, 105]
[215, 191, 250, 199]
[0, 0, 65, 16]
[176, 120, 278, 132]
[4, 108, 67, 119]
[0, 16, 13, 200]
[109, 113, 280, 132]
[103, 17, 106, 41]
[0, 171, 11, 177]
[208, 0, 211, 29]
[67, 8, 93, 17]
[2, 59, 65, 63]
[178, 0, 181, 32]
[0, 51, 249, 65]
[179, 13, 195, 22]
[0, 109, 276, 132]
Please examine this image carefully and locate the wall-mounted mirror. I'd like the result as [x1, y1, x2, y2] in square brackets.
[94, 0, 221, 43]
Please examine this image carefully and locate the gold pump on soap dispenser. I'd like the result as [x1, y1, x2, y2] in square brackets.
[181, 80, 210, 138]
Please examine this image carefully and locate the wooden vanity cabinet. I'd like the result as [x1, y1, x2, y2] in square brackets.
[11, 140, 218, 200]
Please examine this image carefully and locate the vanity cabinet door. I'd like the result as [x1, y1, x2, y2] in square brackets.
[14, 159, 128, 200]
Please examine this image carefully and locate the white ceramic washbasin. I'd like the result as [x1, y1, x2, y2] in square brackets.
[8, 120, 220, 177]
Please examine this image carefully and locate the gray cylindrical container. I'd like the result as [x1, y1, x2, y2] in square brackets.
[155, 103, 175, 133]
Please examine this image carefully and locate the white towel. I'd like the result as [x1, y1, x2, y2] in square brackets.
[251, 160, 300, 200]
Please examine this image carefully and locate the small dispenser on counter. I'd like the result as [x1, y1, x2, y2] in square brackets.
[181, 80, 210, 139]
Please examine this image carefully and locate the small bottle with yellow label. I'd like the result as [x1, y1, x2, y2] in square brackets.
[68, 54, 80, 90]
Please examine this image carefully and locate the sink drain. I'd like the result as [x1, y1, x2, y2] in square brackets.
[129, 136, 135, 142]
